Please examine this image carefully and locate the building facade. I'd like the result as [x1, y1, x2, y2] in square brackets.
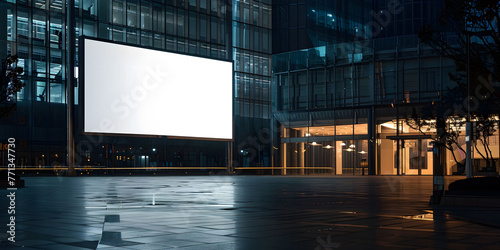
[0, 0, 272, 173]
[271, 0, 500, 175]
[1, 0, 499, 176]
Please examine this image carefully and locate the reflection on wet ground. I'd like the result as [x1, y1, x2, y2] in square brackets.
[1, 176, 499, 249]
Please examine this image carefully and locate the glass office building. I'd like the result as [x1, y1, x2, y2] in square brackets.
[271, 0, 500, 175]
[1, 0, 498, 176]
[0, 0, 271, 173]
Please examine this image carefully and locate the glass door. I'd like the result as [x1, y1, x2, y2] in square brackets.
[400, 139, 433, 175]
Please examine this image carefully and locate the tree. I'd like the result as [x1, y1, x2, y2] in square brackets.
[419, 0, 500, 94]
[0, 55, 25, 117]
[474, 114, 498, 170]
[408, 0, 500, 172]
[405, 104, 467, 172]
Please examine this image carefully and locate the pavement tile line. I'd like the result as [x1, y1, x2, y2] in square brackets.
[3, 176, 500, 249]
[301, 221, 500, 236]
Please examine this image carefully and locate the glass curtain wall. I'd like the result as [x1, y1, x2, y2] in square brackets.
[0, 0, 67, 169]
[0, 0, 240, 173]
[271, 34, 500, 175]
[232, 0, 272, 172]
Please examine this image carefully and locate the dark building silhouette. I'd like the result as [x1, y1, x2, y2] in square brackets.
[0, 0, 271, 173]
[270, 0, 500, 175]
[1, 0, 498, 176]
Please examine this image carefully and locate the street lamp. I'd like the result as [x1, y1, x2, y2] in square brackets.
[463, 30, 492, 178]
[463, 30, 490, 178]
[466, 32, 472, 179]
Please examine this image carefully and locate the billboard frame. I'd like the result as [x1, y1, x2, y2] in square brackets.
[78, 36, 234, 142]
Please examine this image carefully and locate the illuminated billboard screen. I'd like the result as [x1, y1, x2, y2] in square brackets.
[83, 38, 233, 140]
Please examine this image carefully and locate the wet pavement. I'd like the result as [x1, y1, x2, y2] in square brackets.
[1, 175, 500, 249]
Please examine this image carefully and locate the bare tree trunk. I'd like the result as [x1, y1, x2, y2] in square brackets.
[449, 144, 461, 166]
[474, 141, 488, 167]
[479, 137, 490, 167]
[484, 136, 495, 168]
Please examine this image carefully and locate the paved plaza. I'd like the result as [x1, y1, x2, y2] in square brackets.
[1, 175, 500, 249]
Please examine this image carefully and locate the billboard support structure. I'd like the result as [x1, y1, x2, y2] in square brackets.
[227, 141, 233, 174]
[66, 0, 76, 176]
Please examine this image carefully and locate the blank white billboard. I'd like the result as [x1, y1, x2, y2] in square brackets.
[83, 38, 233, 140]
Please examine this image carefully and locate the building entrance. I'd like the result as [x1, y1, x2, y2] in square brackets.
[399, 139, 433, 175]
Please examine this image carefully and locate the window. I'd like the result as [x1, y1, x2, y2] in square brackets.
[83, 0, 97, 16]
[211, 17, 218, 43]
[112, 26, 125, 42]
[211, 0, 218, 14]
[50, 81, 64, 103]
[189, 12, 197, 39]
[50, 16, 63, 49]
[189, 0, 197, 9]
[140, 1, 152, 30]
[152, 3, 164, 33]
[166, 6, 175, 34]
[127, 2, 138, 27]
[112, 0, 125, 25]
[127, 28, 138, 44]
[200, 14, 207, 41]
[200, 0, 207, 11]
[140, 31, 152, 46]
[36, 81, 47, 102]
[177, 9, 185, 37]
[49, 49, 62, 79]
[17, 8, 29, 40]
